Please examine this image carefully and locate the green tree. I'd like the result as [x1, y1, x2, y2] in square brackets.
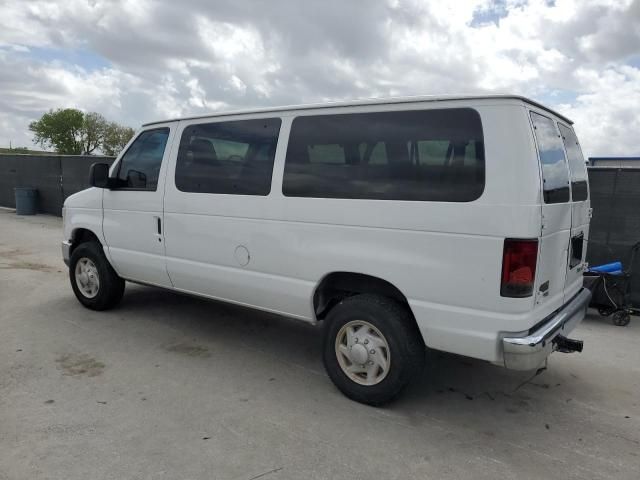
[29, 108, 84, 154]
[81, 112, 108, 155]
[102, 122, 136, 156]
[29, 109, 134, 156]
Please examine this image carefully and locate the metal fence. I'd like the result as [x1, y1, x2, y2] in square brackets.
[0, 154, 114, 215]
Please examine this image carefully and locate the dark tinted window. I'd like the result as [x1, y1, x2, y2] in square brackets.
[530, 112, 569, 203]
[282, 108, 484, 202]
[558, 123, 589, 202]
[117, 128, 169, 190]
[175, 118, 281, 195]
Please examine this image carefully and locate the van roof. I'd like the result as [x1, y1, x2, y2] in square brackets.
[142, 94, 573, 127]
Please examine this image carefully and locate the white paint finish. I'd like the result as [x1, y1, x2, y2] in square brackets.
[164, 213, 315, 318]
[536, 227, 571, 311]
[527, 107, 572, 311]
[564, 123, 591, 301]
[101, 122, 177, 286]
[62, 188, 108, 256]
[143, 93, 574, 127]
[161, 100, 546, 362]
[62, 185, 103, 212]
[234, 245, 250, 266]
[528, 113, 591, 312]
[63, 96, 591, 364]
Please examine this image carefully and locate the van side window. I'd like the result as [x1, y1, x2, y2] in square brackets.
[530, 112, 570, 204]
[558, 123, 589, 202]
[116, 128, 169, 191]
[175, 118, 281, 195]
[282, 108, 485, 202]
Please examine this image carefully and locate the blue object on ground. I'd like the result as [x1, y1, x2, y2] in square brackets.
[588, 261, 622, 273]
[14, 187, 38, 215]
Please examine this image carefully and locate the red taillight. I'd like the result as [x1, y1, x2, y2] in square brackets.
[501, 239, 538, 298]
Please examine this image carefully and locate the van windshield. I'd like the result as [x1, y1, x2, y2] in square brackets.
[530, 112, 570, 204]
[558, 124, 589, 201]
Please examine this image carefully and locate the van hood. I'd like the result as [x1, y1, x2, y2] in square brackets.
[63, 187, 103, 210]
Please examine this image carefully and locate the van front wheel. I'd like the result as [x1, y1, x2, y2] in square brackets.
[322, 294, 425, 405]
[69, 242, 125, 311]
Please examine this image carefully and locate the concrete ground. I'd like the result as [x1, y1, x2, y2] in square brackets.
[0, 209, 638, 480]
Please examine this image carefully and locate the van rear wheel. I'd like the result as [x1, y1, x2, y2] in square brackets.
[322, 294, 425, 405]
[69, 241, 125, 311]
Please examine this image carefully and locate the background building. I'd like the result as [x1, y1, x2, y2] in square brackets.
[589, 157, 640, 167]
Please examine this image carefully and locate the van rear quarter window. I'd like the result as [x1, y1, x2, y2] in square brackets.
[530, 112, 570, 204]
[558, 123, 589, 202]
[282, 108, 485, 202]
[175, 118, 281, 195]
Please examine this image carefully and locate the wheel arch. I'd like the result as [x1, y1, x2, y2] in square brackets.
[312, 271, 412, 321]
[69, 228, 102, 255]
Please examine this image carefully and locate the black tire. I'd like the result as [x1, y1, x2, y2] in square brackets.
[69, 241, 125, 311]
[322, 294, 425, 406]
[598, 307, 614, 317]
[612, 311, 631, 327]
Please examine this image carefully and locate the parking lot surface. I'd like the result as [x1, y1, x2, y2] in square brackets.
[1, 208, 639, 480]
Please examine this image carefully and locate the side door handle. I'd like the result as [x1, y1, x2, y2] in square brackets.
[153, 216, 162, 243]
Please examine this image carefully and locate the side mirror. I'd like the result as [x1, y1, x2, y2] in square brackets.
[89, 163, 110, 188]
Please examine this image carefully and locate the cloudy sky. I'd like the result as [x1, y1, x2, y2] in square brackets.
[0, 0, 638, 157]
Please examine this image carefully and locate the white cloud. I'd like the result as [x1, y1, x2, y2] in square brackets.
[0, 0, 638, 157]
[558, 65, 640, 156]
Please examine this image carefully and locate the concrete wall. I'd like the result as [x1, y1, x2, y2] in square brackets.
[0, 154, 114, 215]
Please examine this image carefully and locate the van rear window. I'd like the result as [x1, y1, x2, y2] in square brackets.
[558, 123, 589, 202]
[530, 112, 570, 204]
[282, 108, 485, 202]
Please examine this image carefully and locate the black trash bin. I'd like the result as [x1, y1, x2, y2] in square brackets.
[14, 187, 38, 215]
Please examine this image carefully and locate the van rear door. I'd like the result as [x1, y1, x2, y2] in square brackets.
[559, 123, 590, 296]
[530, 111, 572, 306]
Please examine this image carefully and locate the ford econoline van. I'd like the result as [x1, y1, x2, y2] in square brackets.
[62, 95, 591, 405]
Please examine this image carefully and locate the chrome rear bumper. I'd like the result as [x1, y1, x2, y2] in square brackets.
[503, 288, 591, 371]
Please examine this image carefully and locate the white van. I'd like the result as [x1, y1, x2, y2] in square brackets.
[62, 95, 591, 405]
